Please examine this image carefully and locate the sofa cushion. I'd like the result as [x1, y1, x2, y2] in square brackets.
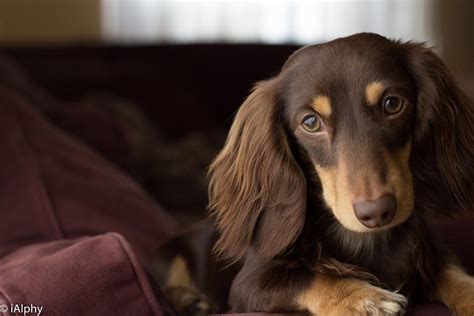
[0, 83, 176, 263]
[0, 233, 170, 315]
[0, 77, 177, 315]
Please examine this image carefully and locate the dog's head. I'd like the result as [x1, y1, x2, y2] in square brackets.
[208, 33, 474, 260]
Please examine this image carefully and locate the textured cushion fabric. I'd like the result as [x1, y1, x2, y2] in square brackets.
[211, 302, 451, 315]
[0, 78, 177, 314]
[0, 53, 142, 190]
[0, 233, 166, 315]
[0, 83, 176, 263]
[214, 305, 451, 316]
[406, 304, 451, 316]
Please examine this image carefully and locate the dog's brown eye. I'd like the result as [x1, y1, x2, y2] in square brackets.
[383, 97, 404, 115]
[302, 115, 321, 132]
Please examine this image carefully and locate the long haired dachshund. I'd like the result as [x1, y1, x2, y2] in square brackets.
[208, 33, 474, 315]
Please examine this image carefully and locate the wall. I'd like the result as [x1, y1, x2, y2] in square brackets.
[0, 0, 101, 45]
[434, 0, 474, 97]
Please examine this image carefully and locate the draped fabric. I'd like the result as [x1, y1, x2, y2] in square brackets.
[101, 0, 436, 45]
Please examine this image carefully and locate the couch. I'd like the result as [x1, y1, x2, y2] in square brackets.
[0, 46, 473, 315]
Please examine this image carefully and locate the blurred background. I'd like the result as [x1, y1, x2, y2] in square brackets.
[0, 0, 472, 222]
[0, 0, 472, 71]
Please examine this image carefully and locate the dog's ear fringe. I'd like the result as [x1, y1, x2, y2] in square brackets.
[404, 42, 474, 216]
[207, 79, 306, 262]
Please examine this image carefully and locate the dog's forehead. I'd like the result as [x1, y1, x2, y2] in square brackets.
[282, 34, 409, 116]
[283, 33, 399, 77]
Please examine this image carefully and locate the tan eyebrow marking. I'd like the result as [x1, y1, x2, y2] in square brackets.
[311, 95, 332, 116]
[365, 81, 385, 106]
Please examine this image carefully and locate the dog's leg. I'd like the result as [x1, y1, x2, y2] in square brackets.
[163, 255, 210, 316]
[296, 274, 407, 316]
[436, 264, 474, 316]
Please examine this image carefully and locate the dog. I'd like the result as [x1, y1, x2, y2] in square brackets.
[208, 33, 474, 315]
[151, 221, 239, 315]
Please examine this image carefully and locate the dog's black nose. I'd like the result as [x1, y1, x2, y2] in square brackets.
[353, 194, 396, 228]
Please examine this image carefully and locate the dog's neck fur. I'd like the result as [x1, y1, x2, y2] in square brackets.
[321, 214, 418, 290]
[327, 223, 392, 264]
[298, 191, 426, 293]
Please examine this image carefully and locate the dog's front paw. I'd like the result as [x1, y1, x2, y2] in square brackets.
[328, 284, 407, 316]
[348, 285, 407, 315]
[299, 276, 407, 316]
[165, 286, 210, 316]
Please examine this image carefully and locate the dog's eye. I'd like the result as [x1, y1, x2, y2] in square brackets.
[383, 97, 404, 115]
[302, 115, 321, 132]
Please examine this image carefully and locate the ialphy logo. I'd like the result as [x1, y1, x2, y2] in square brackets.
[0, 303, 43, 315]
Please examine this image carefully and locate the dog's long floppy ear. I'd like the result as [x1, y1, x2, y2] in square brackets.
[405, 43, 474, 214]
[208, 79, 306, 261]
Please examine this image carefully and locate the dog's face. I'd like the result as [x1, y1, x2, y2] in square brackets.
[282, 36, 417, 232]
[209, 33, 474, 260]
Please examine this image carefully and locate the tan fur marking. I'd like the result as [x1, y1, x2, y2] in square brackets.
[314, 142, 414, 232]
[312, 95, 332, 116]
[382, 142, 414, 227]
[165, 256, 210, 315]
[297, 275, 406, 315]
[436, 264, 474, 315]
[166, 256, 195, 289]
[315, 162, 365, 232]
[365, 81, 385, 106]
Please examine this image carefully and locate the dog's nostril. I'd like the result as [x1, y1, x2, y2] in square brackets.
[353, 194, 397, 228]
[381, 211, 390, 221]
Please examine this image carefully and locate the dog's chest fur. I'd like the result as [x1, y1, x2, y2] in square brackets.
[324, 221, 418, 291]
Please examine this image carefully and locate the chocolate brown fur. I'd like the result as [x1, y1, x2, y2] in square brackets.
[208, 33, 474, 314]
